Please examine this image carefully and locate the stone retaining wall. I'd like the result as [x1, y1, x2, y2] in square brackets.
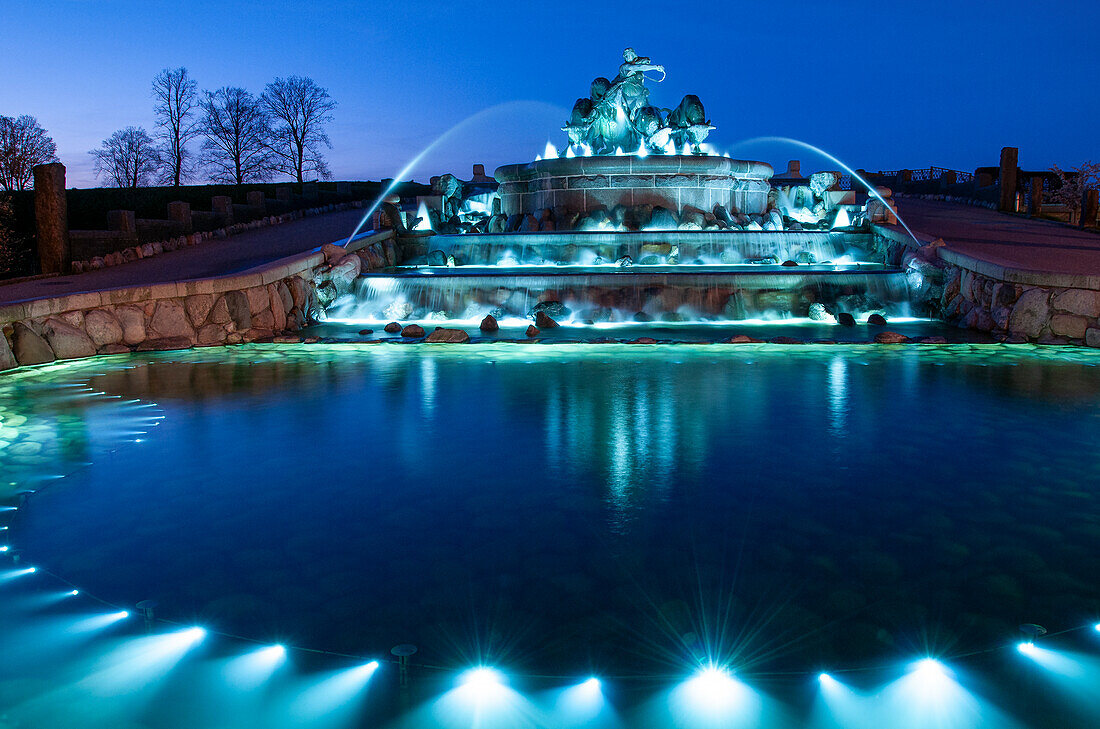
[875, 224, 1100, 347]
[0, 230, 398, 372]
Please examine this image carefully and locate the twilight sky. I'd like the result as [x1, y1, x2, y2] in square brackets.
[1, 0, 1097, 188]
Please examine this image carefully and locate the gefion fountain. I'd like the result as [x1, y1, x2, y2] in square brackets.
[325, 48, 913, 333]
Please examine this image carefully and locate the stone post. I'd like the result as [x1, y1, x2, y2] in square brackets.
[1081, 188, 1099, 228]
[275, 186, 291, 203]
[32, 162, 69, 274]
[302, 182, 319, 201]
[211, 195, 234, 224]
[107, 210, 136, 233]
[998, 146, 1018, 212]
[246, 190, 266, 209]
[1027, 176, 1043, 217]
[167, 201, 193, 233]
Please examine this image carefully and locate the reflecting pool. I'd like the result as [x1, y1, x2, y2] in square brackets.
[2, 344, 1100, 726]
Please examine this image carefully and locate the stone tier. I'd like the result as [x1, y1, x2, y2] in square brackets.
[494, 156, 773, 218]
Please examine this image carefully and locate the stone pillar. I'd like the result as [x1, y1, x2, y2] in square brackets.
[167, 201, 192, 233]
[275, 186, 291, 203]
[33, 162, 69, 274]
[1027, 176, 1043, 217]
[107, 210, 136, 233]
[246, 190, 266, 209]
[302, 182, 319, 201]
[1081, 188, 1099, 228]
[211, 195, 234, 224]
[998, 146, 1018, 212]
[977, 171, 994, 187]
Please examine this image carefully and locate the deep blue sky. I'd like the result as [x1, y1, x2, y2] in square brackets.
[1, 0, 1097, 187]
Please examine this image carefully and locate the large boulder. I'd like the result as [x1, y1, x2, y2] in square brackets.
[1051, 288, 1100, 318]
[150, 300, 196, 340]
[111, 305, 146, 345]
[224, 291, 252, 330]
[400, 324, 425, 338]
[480, 315, 498, 332]
[11, 322, 54, 365]
[185, 294, 215, 327]
[1008, 288, 1052, 339]
[43, 318, 96, 359]
[1049, 313, 1089, 339]
[0, 332, 16, 370]
[84, 309, 124, 347]
[424, 328, 470, 343]
[321, 242, 347, 264]
[245, 286, 270, 315]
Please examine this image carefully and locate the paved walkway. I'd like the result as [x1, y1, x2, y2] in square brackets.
[896, 198, 1100, 275]
[0, 208, 366, 305]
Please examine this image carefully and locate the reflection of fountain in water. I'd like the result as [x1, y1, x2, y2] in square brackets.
[344, 101, 570, 245]
[726, 136, 921, 244]
[827, 356, 848, 442]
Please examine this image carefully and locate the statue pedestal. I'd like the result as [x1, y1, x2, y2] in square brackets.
[495, 155, 773, 219]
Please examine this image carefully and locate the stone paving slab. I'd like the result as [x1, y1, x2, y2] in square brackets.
[891, 198, 1100, 280]
[0, 208, 367, 306]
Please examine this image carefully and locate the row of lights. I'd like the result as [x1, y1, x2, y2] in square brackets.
[3, 558, 1100, 697]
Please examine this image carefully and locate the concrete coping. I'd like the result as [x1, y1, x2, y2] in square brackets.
[872, 223, 1100, 292]
[0, 229, 395, 326]
[495, 155, 774, 182]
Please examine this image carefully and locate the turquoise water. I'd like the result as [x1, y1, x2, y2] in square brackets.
[2, 344, 1100, 726]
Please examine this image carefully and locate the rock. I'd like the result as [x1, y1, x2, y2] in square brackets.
[185, 294, 215, 326]
[867, 313, 888, 326]
[632, 311, 653, 322]
[115, 305, 147, 344]
[287, 277, 310, 309]
[268, 285, 287, 331]
[151, 300, 196, 339]
[209, 296, 231, 325]
[137, 336, 194, 352]
[99, 344, 131, 354]
[43, 318, 96, 359]
[383, 300, 412, 320]
[649, 206, 678, 230]
[616, 255, 633, 267]
[84, 309, 124, 347]
[245, 286, 270, 315]
[874, 331, 909, 343]
[525, 325, 540, 337]
[769, 336, 802, 344]
[400, 324, 425, 338]
[253, 310, 276, 329]
[225, 291, 252, 330]
[1049, 313, 1089, 339]
[914, 336, 948, 344]
[197, 324, 227, 345]
[384, 321, 402, 333]
[427, 250, 449, 266]
[808, 303, 832, 321]
[629, 337, 658, 344]
[321, 242, 347, 264]
[535, 311, 559, 328]
[1051, 289, 1100, 318]
[424, 328, 470, 343]
[529, 301, 569, 319]
[781, 260, 798, 267]
[837, 313, 856, 326]
[0, 332, 16, 370]
[1008, 288, 1051, 339]
[726, 335, 759, 343]
[358, 329, 374, 335]
[1086, 328, 1100, 348]
[480, 315, 499, 333]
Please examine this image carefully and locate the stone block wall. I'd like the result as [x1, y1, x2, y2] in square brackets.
[0, 232, 398, 373]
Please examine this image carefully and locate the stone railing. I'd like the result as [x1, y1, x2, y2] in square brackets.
[0, 230, 398, 372]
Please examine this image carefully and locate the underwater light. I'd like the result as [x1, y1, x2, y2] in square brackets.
[460, 666, 504, 688]
[581, 676, 601, 690]
[1017, 642, 1037, 655]
[69, 589, 79, 596]
[1094, 623, 1100, 633]
[818, 672, 834, 684]
[0, 546, 8, 552]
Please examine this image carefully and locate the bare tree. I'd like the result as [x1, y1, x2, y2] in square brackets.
[261, 76, 336, 182]
[1050, 162, 1100, 224]
[151, 67, 200, 186]
[199, 87, 273, 184]
[90, 127, 162, 188]
[0, 115, 59, 191]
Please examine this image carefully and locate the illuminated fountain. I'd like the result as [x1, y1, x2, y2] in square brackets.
[326, 48, 919, 333]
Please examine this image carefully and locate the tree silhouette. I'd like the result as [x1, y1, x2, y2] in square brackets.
[262, 76, 336, 182]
